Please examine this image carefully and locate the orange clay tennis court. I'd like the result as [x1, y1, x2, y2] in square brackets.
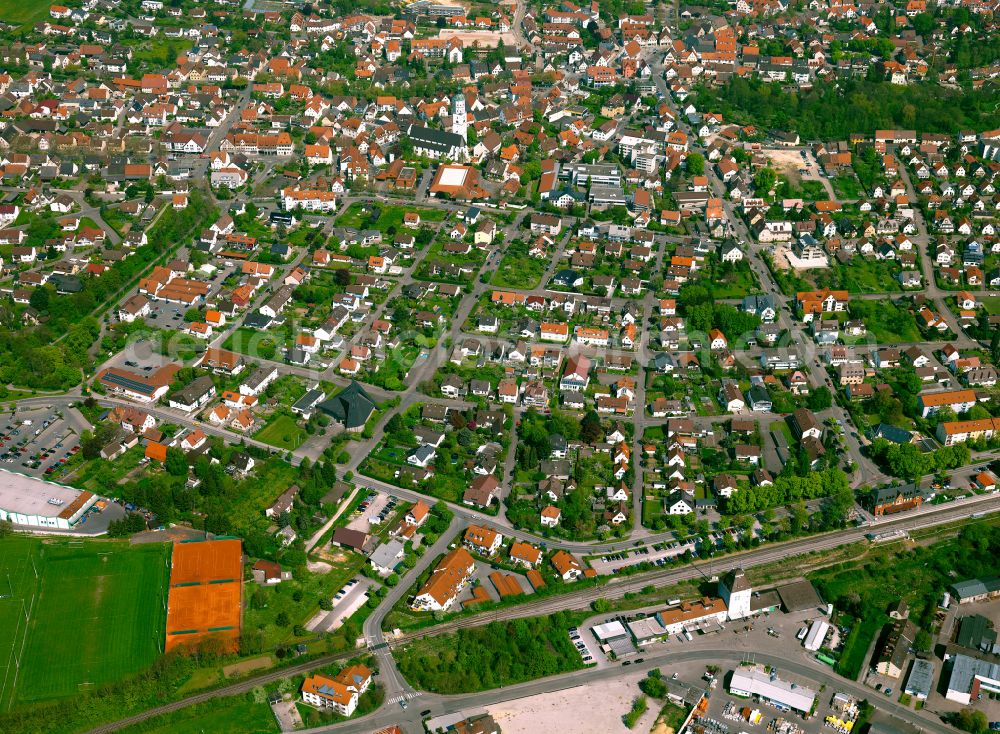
[165, 540, 243, 654]
[169, 538, 242, 585]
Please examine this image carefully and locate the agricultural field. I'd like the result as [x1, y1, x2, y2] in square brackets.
[0, 538, 170, 707]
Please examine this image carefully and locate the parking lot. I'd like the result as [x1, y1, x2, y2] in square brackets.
[346, 491, 400, 533]
[0, 406, 83, 480]
[306, 576, 373, 633]
[141, 299, 191, 331]
[104, 345, 175, 375]
[568, 624, 600, 667]
[591, 539, 698, 575]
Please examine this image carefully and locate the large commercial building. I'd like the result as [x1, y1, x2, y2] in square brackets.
[945, 654, 1000, 704]
[729, 667, 817, 713]
[97, 363, 179, 403]
[0, 468, 99, 529]
[428, 164, 483, 200]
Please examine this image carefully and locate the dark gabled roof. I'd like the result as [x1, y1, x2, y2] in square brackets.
[871, 423, 913, 444]
[870, 483, 922, 505]
[243, 312, 272, 329]
[171, 375, 215, 404]
[407, 124, 464, 153]
[331, 526, 369, 551]
[317, 381, 376, 429]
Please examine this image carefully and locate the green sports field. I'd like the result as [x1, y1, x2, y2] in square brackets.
[0, 537, 171, 707]
[0, 0, 52, 28]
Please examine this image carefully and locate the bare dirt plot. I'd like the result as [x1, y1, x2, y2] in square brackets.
[763, 147, 808, 181]
[487, 671, 659, 734]
[762, 147, 836, 199]
[223, 655, 273, 678]
[436, 29, 518, 47]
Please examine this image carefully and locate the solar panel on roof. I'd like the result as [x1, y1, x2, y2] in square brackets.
[102, 372, 155, 394]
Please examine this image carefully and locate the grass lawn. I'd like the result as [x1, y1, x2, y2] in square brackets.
[114, 693, 278, 734]
[254, 413, 305, 450]
[811, 260, 902, 294]
[982, 296, 1000, 315]
[0, 537, 170, 707]
[776, 177, 826, 202]
[125, 37, 193, 64]
[830, 174, 864, 200]
[656, 701, 691, 731]
[492, 253, 545, 289]
[336, 202, 446, 233]
[848, 300, 921, 342]
[708, 264, 760, 298]
[835, 613, 885, 679]
[0, 0, 52, 27]
[244, 555, 365, 650]
[223, 327, 283, 361]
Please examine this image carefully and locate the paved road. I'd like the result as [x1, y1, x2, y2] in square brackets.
[84, 493, 999, 733]
[305, 646, 962, 734]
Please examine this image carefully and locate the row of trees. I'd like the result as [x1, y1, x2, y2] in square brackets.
[396, 611, 583, 694]
[721, 468, 853, 515]
[694, 77, 1000, 140]
[868, 439, 971, 480]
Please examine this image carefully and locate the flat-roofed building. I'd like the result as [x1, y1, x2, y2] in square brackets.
[429, 164, 482, 200]
[904, 659, 935, 700]
[729, 666, 817, 713]
[945, 654, 1000, 704]
[0, 468, 99, 529]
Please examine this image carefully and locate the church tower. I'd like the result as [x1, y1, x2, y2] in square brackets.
[451, 93, 467, 139]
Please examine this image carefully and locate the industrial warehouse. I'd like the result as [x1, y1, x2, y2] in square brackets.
[0, 467, 100, 529]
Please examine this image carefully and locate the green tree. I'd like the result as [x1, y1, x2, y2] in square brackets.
[29, 287, 50, 312]
[953, 709, 988, 734]
[686, 153, 705, 176]
[165, 446, 188, 477]
[754, 167, 777, 195]
[807, 387, 832, 411]
[592, 598, 611, 613]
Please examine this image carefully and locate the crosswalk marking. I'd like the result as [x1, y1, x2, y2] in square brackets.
[387, 692, 422, 704]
